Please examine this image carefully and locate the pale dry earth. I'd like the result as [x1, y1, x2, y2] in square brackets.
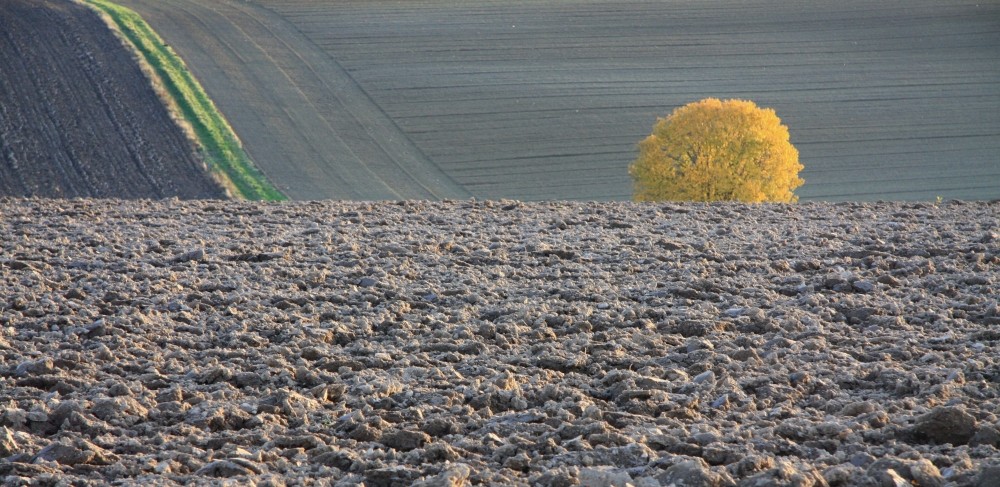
[0, 0, 226, 200]
[1, 198, 999, 486]
[117, 0, 1000, 202]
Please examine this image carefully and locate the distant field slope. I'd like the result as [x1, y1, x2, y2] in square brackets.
[113, 0, 999, 201]
[0, 0, 226, 200]
[114, 0, 470, 201]
[258, 0, 1000, 201]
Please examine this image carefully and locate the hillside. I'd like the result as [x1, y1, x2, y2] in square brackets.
[117, 0, 1000, 201]
[0, 0, 225, 200]
[1, 198, 997, 485]
[110, 0, 471, 201]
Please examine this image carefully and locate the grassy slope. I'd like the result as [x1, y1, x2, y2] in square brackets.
[82, 0, 285, 201]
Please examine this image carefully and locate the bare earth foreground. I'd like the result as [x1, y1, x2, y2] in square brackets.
[1, 199, 998, 486]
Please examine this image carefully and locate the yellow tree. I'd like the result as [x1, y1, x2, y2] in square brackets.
[629, 98, 804, 202]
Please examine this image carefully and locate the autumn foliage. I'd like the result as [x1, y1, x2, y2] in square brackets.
[629, 98, 803, 202]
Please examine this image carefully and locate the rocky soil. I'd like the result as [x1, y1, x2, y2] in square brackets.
[1, 198, 998, 486]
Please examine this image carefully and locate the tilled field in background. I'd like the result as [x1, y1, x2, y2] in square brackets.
[1, 199, 998, 485]
[0, 0, 225, 200]
[112, 0, 470, 201]
[120, 0, 1000, 201]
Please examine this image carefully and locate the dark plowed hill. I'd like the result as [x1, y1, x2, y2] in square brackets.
[0, 0, 226, 200]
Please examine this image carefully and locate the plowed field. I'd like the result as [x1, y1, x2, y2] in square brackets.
[0, 0, 226, 200]
[2, 198, 999, 484]
[117, 0, 1000, 201]
[113, 0, 470, 201]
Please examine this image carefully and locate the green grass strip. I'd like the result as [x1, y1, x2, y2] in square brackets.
[83, 0, 286, 201]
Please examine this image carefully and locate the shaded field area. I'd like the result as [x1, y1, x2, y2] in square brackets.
[259, 0, 1000, 201]
[0, 0, 225, 200]
[1, 198, 998, 485]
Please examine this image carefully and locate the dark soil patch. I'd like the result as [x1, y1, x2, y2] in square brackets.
[0, 0, 225, 199]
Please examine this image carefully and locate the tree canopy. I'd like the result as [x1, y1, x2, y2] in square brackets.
[630, 98, 804, 203]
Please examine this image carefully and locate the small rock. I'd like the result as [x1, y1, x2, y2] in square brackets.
[34, 442, 93, 466]
[850, 452, 876, 467]
[658, 239, 688, 251]
[170, 248, 205, 263]
[852, 280, 875, 293]
[710, 395, 730, 409]
[691, 432, 721, 446]
[313, 450, 358, 470]
[913, 406, 977, 445]
[976, 465, 1000, 487]
[656, 459, 729, 487]
[14, 358, 54, 377]
[196, 460, 254, 477]
[693, 370, 716, 385]
[732, 454, 775, 478]
[789, 371, 811, 387]
[380, 429, 431, 451]
[422, 418, 460, 437]
[8, 260, 35, 270]
[365, 466, 418, 487]
[596, 443, 657, 469]
[348, 424, 381, 442]
[880, 469, 911, 487]
[84, 320, 108, 338]
[234, 371, 265, 388]
[877, 275, 901, 287]
[413, 464, 471, 487]
[357, 277, 378, 287]
[503, 452, 531, 472]
[840, 401, 876, 417]
[0, 426, 18, 456]
[423, 442, 461, 462]
[34, 439, 114, 466]
[686, 338, 715, 353]
[742, 460, 825, 487]
[868, 458, 943, 487]
[270, 434, 322, 450]
[107, 382, 131, 397]
[909, 459, 945, 487]
[823, 465, 857, 486]
[64, 288, 87, 300]
[26, 409, 49, 423]
[971, 425, 1000, 447]
[531, 467, 580, 487]
[579, 467, 633, 487]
